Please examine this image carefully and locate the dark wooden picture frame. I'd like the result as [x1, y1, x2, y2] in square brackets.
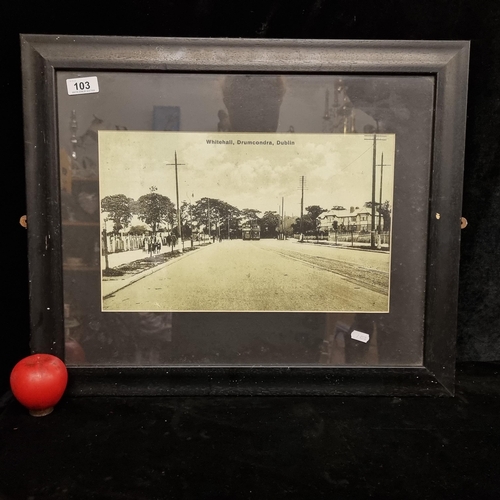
[21, 35, 469, 396]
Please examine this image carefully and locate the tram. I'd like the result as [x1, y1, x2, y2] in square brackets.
[242, 223, 261, 240]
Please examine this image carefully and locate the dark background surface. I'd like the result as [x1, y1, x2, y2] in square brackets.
[0, 363, 498, 499]
[1, 1, 499, 498]
[4, 0, 500, 389]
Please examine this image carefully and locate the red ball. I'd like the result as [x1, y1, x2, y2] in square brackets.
[10, 354, 68, 417]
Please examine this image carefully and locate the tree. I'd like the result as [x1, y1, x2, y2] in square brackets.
[364, 200, 392, 231]
[240, 208, 261, 223]
[226, 205, 242, 238]
[191, 197, 214, 234]
[215, 200, 241, 238]
[259, 211, 280, 238]
[306, 205, 326, 221]
[208, 201, 241, 238]
[192, 198, 241, 237]
[291, 214, 315, 235]
[305, 205, 327, 237]
[291, 206, 326, 237]
[128, 225, 148, 236]
[180, 200, 191, 226]
[282, 215, 295, 238]
[101, 194, 133, 235]
[136, 186, 176, 235]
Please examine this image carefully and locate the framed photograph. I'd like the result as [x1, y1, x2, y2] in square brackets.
[21, 35, 469, 396]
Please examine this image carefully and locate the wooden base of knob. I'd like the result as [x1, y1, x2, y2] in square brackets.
[29, 407, 54, 417]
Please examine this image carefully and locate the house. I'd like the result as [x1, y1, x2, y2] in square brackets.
[339, 207, 374, 232]
[318, 206, 375, 233]
[317, 207, 349, 233]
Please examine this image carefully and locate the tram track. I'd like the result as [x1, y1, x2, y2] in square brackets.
[261, 246, 389, 295]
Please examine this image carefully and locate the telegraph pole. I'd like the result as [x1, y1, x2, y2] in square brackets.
[300, 176, 305, 241]
[278, 203, 281, 239]
[378, 152, 384, 232]
[166, 151, 185, 251]
[207, 197, 211, 242]
[102, 220, 109, 270]
[365, 133, 386, 248]
[376, 153, 392, 241]
[281, 196, 285, 239]
[190, 192, 194, 248]
[371, 135, 377, 237]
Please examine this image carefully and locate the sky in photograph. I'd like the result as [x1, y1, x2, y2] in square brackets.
[99, 131, 395, 218]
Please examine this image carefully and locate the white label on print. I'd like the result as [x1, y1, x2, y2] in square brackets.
[351, 330, 370, 343]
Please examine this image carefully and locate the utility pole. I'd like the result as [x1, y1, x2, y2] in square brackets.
[281, 196, 285, 240]
[190, 192, 194, 248]
[278, 203, 281, 239]
[166, 151, 185, 251]
[378, 152, 384, 232]
[371, 135, 377, 238]
[365, 133, 386, 248]
[376, 153, 392, 235]
[300, 176, 305, 241]
[102, 220, 109, 270]
[208, 197, 211, 242]
[284, 207, 287, 240]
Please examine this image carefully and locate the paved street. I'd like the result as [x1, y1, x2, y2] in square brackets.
[102, 239, 390, 312]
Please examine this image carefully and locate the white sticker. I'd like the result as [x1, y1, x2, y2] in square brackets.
[66, 76, 99, 96]
[351, 330, 370, 343]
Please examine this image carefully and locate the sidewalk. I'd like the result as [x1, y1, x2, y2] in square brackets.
[294, 238, 390, 253]
[101, 241, 209, 298]
[102, 240, 204, 269]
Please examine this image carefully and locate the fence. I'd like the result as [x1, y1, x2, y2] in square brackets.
[331, 231, 390, 249]
[104, 234, 145, 254]
[295, 231, 391, 250]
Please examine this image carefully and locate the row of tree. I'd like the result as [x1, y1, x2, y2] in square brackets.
[101, 186, 283, 239]
[101, 186, 392, 240]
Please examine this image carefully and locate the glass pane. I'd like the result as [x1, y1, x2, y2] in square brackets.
[56, 72, 434, 367]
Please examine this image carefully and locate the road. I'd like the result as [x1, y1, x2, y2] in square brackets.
[102, 239, 390, 312]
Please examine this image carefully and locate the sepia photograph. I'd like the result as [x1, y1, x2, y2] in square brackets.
[99, 131, 395, 313]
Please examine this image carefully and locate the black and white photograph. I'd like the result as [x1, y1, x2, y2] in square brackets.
[99, 131, 395, 313]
